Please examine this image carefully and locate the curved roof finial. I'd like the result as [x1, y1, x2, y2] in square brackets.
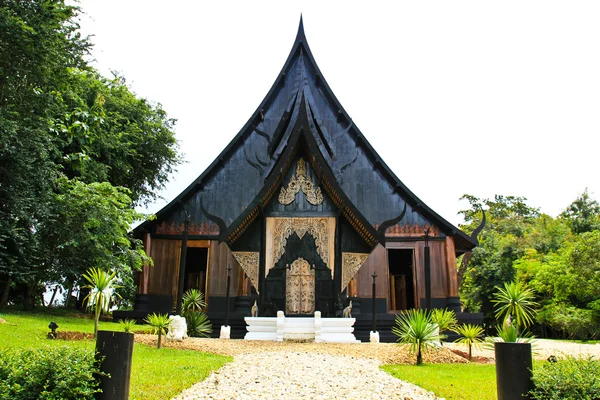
[295, 14, 306, 43]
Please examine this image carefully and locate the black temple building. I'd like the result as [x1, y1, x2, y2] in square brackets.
[126, 18, 480, 341]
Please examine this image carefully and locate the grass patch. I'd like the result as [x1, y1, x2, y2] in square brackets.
[0, 308, 231, 400]
[381, 363, 497, 400]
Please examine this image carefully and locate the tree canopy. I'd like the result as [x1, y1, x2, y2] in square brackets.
[460, 191, 600, 339]
[0, 0, 180, 308]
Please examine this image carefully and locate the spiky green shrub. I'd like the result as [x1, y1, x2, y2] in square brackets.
[492, 281, 538, 328]
[0, 347, 103, 399]
[392, 309, 440, 365]
[529, 356, 600, 400]
[430, 308, 458, 341]
[452, 323, 484, 360]
[82, 267, 121, 337]
[145, 313, 171, 348]
[185, 312, 213, 337]
[119, 318, 137, 333]
[182, 289, 206, 314]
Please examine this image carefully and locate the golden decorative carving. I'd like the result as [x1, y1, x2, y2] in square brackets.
[278, 158, 323, 205]
[155, 221, 219, 236]
[286, 258, 315, 315]
[375, 223, 440, 237]
[232, 252, 259, 293]
[341, 252, 369, 291]
[266, 217, 335, 277]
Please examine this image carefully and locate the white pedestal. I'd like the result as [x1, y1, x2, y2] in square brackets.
[220, 325, 231, 339]
[370, 331, 380, 343]
[245, 311, 360, 343]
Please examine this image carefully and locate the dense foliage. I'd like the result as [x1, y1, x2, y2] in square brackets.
[0, 347, 102, 399]
[460, 190, 600, 339]
[529, 357, 600, 400]
[0, 0, 180, 308]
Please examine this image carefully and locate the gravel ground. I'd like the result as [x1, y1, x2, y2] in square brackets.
[173, 351, 439, 400]
[446, 338, 600, 361]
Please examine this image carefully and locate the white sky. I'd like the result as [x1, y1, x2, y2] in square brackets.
[76, 1, 600, 227]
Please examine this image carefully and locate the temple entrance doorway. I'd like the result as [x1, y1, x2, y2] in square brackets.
[387, 249, 415, 311]
[285, 258, 315, 314]
[184, 247, 208, 294]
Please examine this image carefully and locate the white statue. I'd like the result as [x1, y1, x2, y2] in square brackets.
[251, 301, 258, 317]
[166, 315, 188, 341]
[343, 301, 353, 318]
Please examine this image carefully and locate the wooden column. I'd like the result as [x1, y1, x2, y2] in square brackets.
[139, 233, 151, 294]
[445, 236, 458, 297]
[333, 215, 342, 296]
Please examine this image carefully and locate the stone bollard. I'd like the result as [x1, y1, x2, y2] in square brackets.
[95, 330, 134, 400]
[276, 311, 285, 342]
[314, 311, 322, 342]
[220, 325, 231, 339]
[370, 331, 380, 343]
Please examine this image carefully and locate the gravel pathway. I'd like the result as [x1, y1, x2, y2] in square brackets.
[173, 351, 439, 400]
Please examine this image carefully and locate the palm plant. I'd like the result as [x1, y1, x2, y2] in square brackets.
[145, 313, 171, 348]
[185, 312, 213, 337]
[82, 267, 121, 338]
[492, 281, 538, 328]
[430, 308, 458, 342]
[452, 323, 484, 360]
[182, 289, 206, 315]
[392, 309, 440, 365]
[119, 319, 137, 333]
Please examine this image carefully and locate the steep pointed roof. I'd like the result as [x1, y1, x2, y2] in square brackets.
[136, 18, 477, 253]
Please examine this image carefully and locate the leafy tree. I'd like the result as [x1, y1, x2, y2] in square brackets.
[458, 195, 539, 321]
[0, 0, 181, 307]
[560, 189, 600, 234]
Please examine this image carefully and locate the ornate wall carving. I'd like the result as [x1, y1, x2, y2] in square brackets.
[285, 258, 315, 314]
[232, 252, 259, 293]
[341, 252, 369, 291]
[265, 217, 335, 277]
[155, 221, 220, 236]
[278, 158, 323, 205]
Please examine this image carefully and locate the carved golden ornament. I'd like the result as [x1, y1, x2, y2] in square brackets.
[286, 257, 315, 315]
[278, 158, 323, 205]
[232, 252, 259, 293]
[270, 218, 331, 275]
[341, 252, 369, 291]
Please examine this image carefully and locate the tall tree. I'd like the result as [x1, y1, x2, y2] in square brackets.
[560, 188, 600, 234]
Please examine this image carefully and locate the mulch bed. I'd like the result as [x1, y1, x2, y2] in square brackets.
[449, 348, 494, 364]
[50, 331, 95, 340]
[134, 335, 469, 365]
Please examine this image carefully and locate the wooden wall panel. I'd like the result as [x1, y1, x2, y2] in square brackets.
[356, 245, 388, 298]
[148, 239, 180, 297]
[207, 242, 240, 296]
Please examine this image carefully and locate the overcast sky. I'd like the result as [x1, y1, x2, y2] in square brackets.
[76, 1, 600, 227]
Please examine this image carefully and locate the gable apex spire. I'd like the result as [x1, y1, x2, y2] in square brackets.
[295, 14, 306, 43]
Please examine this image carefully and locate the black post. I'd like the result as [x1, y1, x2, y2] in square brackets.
[371, 273, 377, 332]
[95, 331, 134, 400]
[225, 264, 232, 327]
[176, 216, 190, 315]
[495, 342, 533, 400]
[424, 227, 431, 310]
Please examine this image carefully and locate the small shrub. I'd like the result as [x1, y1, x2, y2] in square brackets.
[186, 312, 212, 337]
[392, 309, 440, 365]
[529, 356, 600, 400]
[430, 308, 457, 340]
[452, 323, 484, 360]
[0, 347, 103, 399]
[145, 312, 171, 348]
[182, 289, 207, 314]
[119, 318, 137, 333]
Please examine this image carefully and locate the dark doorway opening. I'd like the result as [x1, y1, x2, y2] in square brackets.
[387, 249, 415, 310]
[184, 248, 208, 294]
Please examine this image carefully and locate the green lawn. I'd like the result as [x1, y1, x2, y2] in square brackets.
[0, 309, 232, 400]
[382, 363, 497, 400]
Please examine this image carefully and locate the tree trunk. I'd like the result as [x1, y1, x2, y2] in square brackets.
[417, 347, 422, 365]
[65, 283, 74, 308]
[0, 277, 12, 308]
[48, 285, 60, 308]
[157, 331, 162, 349]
